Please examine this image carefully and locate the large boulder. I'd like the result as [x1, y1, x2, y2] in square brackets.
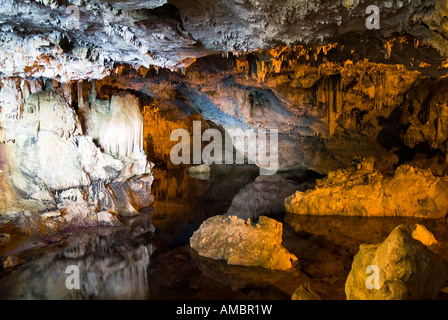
[285, 158, 448, 218]
[345, 224, 448, 300]
[190, 215, 297, 270]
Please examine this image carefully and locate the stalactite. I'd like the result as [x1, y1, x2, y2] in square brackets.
[77, 81, 83, 108]
[316, 75, 341, 137]
[98, 93, 144, 159]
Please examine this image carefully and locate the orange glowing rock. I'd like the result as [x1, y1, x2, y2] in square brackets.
[411, 224, 437, 246]
[285, 157, 448, 218]
[345, 224, 447, 300]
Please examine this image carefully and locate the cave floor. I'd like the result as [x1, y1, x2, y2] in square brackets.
[0, 167, 447, 300]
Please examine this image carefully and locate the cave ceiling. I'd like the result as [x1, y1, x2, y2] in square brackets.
[1, 0, 448, 81]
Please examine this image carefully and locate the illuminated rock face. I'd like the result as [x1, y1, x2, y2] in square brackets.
[1, 0, 448, 80]
[190, 215, 297, 270]
[0, 79, 153, 228]
[345, 224, 448, 300]
[285, 158, 448, 219]
[94, 50, 448, 174]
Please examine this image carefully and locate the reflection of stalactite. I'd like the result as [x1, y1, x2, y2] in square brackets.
[0, 220, 156, 299]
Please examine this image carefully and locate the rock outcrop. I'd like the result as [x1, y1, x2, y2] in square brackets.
[225, 174, 312, 220]
[190, 215, 297, 270]
[0, 79, 153, 230]
[285, 158, 448, 219]
[1, 0, 448, 80]
[345, 224, 448, 300]
[291, 283, 322, 301]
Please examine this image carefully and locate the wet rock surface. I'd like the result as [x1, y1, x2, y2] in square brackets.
[190, 215, 297, 270]
[1, 0, 448, 80]
[1, 0, 448, 302]
[291, 283, 322, 300]
[225, 173, 316, 220]
[0, 79, 154, 230]
[285, 158, 448, 218]
[345, 224, 448, 300]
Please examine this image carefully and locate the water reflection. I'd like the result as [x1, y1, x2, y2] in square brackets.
[0, 214, 155, 300]
[148, 166, 259, 251]
[225, 171, 319, 220]
[1, 165, 446, 300]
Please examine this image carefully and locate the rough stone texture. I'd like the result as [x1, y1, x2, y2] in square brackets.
[1, 0, 448, 80]
[285, 158, 448, 218]
[225, 174, 309, 220]
[91, 48, 448, 174]
[190, 215, 297, 270]
[97, 211, 121, 227]
[187, 164, 211, 174]
[1, 256, 24, 269]
[345, 224, 448, 300]
[291, 283, 322, 300]
[0, 78, 153, 228]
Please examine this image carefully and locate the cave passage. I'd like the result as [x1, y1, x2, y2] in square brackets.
[1, 0, 448, 303]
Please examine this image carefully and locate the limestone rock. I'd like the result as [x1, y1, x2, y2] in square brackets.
[225, 174, 305, 220]
[190, 215, 297, 270]
[291, 283, 321, 300]
[2, 256, 24, 269]
[0, 82, 153, 230]
[0, 0, 447, 80]
[97, 211, 121, 227]
[345, 224, 448, 300]
[0, 233, 11, 247]
[187, 164, 211, 174]
[285, 158, 448, 219]
[412, 224, 438, 247]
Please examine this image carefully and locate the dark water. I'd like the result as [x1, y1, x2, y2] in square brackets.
[0, 166, 447, 300]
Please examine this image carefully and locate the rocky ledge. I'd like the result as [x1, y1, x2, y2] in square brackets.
[285, 157, 448, 219]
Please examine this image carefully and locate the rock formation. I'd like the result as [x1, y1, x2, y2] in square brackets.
[0, 78, 153, 231]
[1, 0, 448, 301]
[285, 158, 448, 218]
[190, 215, 297, 270]
[225, 173, 314, 220]
[345, 224, 448, 300]
[291, 283, 322, 300]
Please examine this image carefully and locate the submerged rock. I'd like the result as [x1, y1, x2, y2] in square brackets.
[190, 215, 297, 270]
[225, 174, 310, 220]
[291, 283, 321, 300]
[285, 158, 448, 219]
[345, 224, 448, 300]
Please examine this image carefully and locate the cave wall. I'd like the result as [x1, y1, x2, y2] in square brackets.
[0, 78, 153, 228]
[1, 0, 448, 225]
[91, 42, 448, 175]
